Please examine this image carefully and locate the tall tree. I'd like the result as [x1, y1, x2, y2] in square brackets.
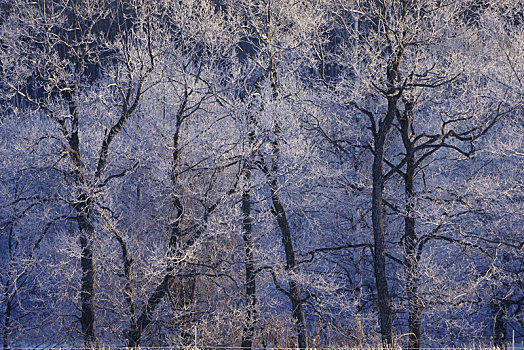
[326, 0, 523, 346]
[1, 0, 157, 345]
[227, 0, 330, 347]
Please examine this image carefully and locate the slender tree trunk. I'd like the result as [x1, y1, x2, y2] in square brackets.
[241, 112, 258, 349]
[127, 273, 172, 348]
[404, 163, 421, 349]
[396, 99, 424, 349]
[2, 290, 10, 350]
[399, 107, 422, 350]
[3, 224, 14, 350]
[371, 97, 397, 345]
[289, 280, 308, 350]
[63, 90, 100, 348]
[371, 151, 393, 346]
[127, 196, 182, 348]
[128, 112, 189, 347]
[268, 179, 308, 350]
[2, 271, 11, 350]
[263, 112, 307, 348]
[108, 222, 136, 327]
[76, 212, 99, 349]
[126, 145, 215, 347]
[2, 180, 19, 350]
[241, 183, 257, 349]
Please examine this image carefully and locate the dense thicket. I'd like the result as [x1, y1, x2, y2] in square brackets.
[0, 0, 522, 348]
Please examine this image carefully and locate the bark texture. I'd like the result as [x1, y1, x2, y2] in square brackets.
[240, 184, 257, 349]
[399, 103, 422, 350]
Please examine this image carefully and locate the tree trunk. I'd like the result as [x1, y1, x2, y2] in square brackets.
[399, 104, 422, 350]
[371, 97, 397, 345]
[241, 112, 258, 349]
[372, 152, 393, 346]
[109, 223, 136, 327]
[241, 184, 257, 349]
[289, 280, 308, 350]
[76, 212, 99, 348]
[3, 222, 14, 350]
[404, 164, 421, 349]
[268, 178, 308, 350]
[127, 202, 182, 347]
[64, 90, 100, 348]
[127, 273, 172, 348]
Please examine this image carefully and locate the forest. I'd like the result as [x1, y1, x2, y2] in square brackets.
[0, 0, 522, 348]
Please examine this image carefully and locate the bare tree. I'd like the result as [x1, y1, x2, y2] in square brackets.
[1, 0, 157, 345]
[326, 0, 521, 346]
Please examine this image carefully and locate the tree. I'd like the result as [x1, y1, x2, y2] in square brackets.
[325, 0, 522, 346]
[226, 0, 331, 347]
[1, 0, 157, 345]
[117, 2, 240, 346]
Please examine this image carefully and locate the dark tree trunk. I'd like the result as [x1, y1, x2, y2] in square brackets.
[3, 218, 14, 350]
[371, 96, 397, 346]
[63, 90, 100, 348]
[110, 224, 136, 326]
[127, 94, 220, 346]
[268, 178, 308, 350]
[2, 180, 20, 350]
[289, 279, 308, 350]
[241, 184, 257, 349]
[127, 216, 211, 347]
[368, 34, 405, 344]
[399, 105, 422, 350]
[404, 161, 421, 349]
[76, 212, 99, 349]
[241, 112, 258, 349]
[127, 199, 183, 348]
[371, 152, 394, 346]
[127, 273, 172, 348]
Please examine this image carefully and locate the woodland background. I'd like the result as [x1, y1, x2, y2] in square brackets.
[0, 0, 523, 348]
